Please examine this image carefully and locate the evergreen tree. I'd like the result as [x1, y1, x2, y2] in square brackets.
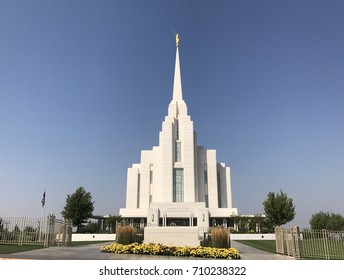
[61, 186, 94, 232]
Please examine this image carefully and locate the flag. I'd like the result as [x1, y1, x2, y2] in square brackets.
[41, 191, 46, 207]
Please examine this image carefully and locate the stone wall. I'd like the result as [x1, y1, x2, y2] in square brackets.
[72, 234, 116, 242]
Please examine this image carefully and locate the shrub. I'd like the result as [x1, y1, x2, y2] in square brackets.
[211, 228, 229, 248]
[116, 226, 136, 245]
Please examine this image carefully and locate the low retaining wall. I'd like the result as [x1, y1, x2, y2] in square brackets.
[144, 227, 200, 247]
[72, 234, 116, 242]
[230, 234, 275, 240]
[71, 233, 275, 242]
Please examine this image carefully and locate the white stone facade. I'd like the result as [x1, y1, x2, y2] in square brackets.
[119, 44, 238, 228]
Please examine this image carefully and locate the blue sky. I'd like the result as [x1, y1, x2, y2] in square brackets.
[1, 0, 343, 228]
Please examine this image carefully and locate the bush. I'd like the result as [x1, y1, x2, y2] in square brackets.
[211, 228, 229, 248]
[116, 226, 136, 245]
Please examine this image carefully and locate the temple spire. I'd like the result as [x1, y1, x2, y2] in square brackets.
[168, 32, 187, 118]
[172, 33, 183, 102]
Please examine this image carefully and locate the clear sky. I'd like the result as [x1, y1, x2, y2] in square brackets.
[1, 0, 343, 229]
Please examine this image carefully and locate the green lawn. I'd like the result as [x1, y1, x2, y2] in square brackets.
[235, 239, 344, 260]
[70, 240, 113, 247]
[235, 240, 276, 254]
[0, 244, 45, 254]
[299, 239, 344, 260]
[0, 241, 112, 254]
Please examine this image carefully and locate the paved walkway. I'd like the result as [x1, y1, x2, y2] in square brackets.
[0, 241, 293, 260]
[231, 241, 293, 260]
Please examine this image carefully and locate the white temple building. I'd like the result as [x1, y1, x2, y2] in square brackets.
[119, 35, 238, 229]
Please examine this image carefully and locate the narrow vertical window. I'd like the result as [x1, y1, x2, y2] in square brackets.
[204, 164, 208, 184]
[173, 168, 184, 202]
[205, 195, 209, 208]
[137, 173, 141, 208]
[175, 141, 181, 162]
[217, 172, 221, 208]
[175, 119, 179, 140]
[149, 164, 153, 203]
[150, 170, 153, 184]
[204, 164, 208, 207]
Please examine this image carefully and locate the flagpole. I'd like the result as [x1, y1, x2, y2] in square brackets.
[39, 191, 46, 243]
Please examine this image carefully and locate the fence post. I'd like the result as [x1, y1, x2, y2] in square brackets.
[47, 214, 56, 247]
[19, 216, 25, 246]
[322, 229, 330, 260]
[43, 216, 50, 247]
[291, 226, 300, 259]
[275, 226, 284, 254]
[64, 220, 72, 246]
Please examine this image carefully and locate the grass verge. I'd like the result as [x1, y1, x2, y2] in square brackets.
[235, 240, 276, 254]
[0, 241, 112, 254]
[0, 244, 45, 254]
[70, 241, 113, 247]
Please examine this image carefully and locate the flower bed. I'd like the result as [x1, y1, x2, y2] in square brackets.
[100, 242, 241, 259]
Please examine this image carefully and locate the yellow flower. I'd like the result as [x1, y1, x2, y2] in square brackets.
[100, 242, 241, 259]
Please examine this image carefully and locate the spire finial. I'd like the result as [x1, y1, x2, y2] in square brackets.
[172, 30, 180, 47]
[175, 32, 180, 47]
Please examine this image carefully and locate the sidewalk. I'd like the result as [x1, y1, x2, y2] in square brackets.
[0, 241, 293, 260]
[231, 241, 293, 260]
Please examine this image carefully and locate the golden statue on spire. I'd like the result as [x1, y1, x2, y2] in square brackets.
[172, 29, 180, 47]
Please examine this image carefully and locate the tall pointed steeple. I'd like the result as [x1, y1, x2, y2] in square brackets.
[169, 32, 187, 117]
[172, 43, 183, 102]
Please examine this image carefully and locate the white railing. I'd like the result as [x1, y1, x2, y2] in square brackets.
[0, 216, 46, 245]
[0, 216, 72, 247]
[300, 229, 344, 260]
[275, 227, 344, 259]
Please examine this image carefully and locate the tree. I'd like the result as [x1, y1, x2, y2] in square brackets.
[263, 190, 295, 227]
[105, 215, 123, 233]
[0, 218, 3, 240]
[80, 221, 99, 233]
[309, 211, 344, 231]
[61, 186, 94, 232]
[309, 211, 329, 230]
[327, 213, 344, 231]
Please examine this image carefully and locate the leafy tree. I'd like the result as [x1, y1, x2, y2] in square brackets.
[327, 213, 344, 231]
[105, 215, 123, 233]
[61, 186, 94, 232]
[13, 225, 20, 234]
[248, 214, 268, 233]
[259, 218, 275, 233]
[24, 226, 35, 233]
[309, 211, 344, 231]
[263, 190, 295, 227]
[309, 211, 329, 230]
[80, 221, 99, 233]
[0, 218, 3, 240]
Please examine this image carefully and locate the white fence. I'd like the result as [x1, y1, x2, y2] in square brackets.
[275, 226, 300, 258]
[275, 227, 344, 260]
[300, 229, 344, 260]
[0, 215, 72, 247]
